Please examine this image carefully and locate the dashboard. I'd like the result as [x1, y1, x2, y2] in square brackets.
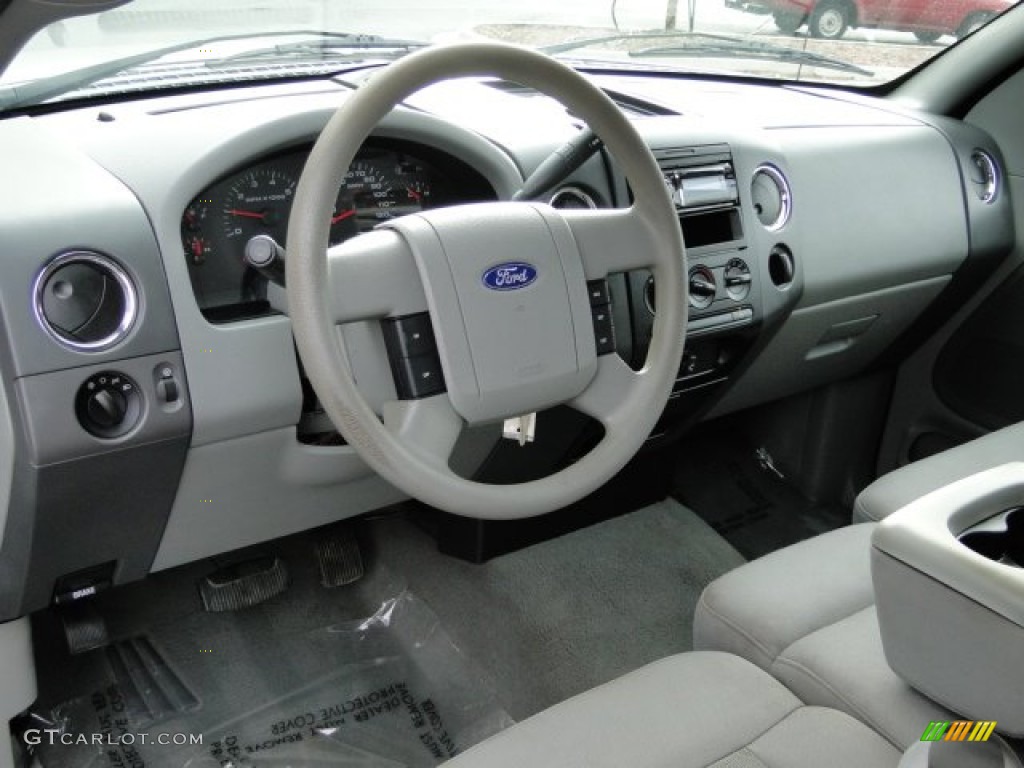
[0, 66, 1015, 623]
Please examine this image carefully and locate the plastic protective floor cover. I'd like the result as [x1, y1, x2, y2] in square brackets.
[31, 589, 513, 768]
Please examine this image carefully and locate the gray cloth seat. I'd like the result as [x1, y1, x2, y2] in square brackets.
[695, 425, 1024, 747]
[442, 651, 901, 768]
[693, 524, 955, 750]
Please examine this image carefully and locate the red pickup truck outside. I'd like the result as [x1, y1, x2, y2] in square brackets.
[725, 0, 1013, 40]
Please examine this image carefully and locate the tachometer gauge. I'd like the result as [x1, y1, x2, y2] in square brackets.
[222, 167, 297, 247]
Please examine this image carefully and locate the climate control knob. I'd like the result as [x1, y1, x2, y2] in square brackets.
[689, 266, 717, 310]
[76, 371, 141, 438]
[724, 259, 752, 301]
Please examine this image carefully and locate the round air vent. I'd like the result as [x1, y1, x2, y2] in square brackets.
[750, 165, 792, 231]
[549, 186, 597, 209]
[968, 149, 999, 203]
[33, 251, 138, 351]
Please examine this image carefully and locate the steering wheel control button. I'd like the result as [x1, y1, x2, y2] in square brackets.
[592, 305, 616, 356]
[586, 279, 611, 307]
[688, 266, 717, 310]
[395, 355, 446, 400]
[76, 371, 142, 438]
[382, 314, 446, 400]
[34, 251, 138, 352]
[383, 313, 438, 359]
[724, 259, 753, 301]
[586, 279, 616, 355]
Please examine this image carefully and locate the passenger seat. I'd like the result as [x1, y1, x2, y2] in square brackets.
[694, 424, 1024, 750]
[443, 652, 901, 767]
[693, 524, 954, 749]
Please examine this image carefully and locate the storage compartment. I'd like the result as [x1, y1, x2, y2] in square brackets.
[958, 507, 1024, 566]
[871, 464, 1024, 737]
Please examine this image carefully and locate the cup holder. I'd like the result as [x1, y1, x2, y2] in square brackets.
[958, 506, 1024, 567]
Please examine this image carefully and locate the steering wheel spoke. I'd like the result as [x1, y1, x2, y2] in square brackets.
[327, 230, 428, 324]
[569, 354, 642, 427]
[381, 394, 463, 473]
[562, 207, 663, 278]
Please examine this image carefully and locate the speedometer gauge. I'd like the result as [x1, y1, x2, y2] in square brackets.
[330, 156, 432, 244]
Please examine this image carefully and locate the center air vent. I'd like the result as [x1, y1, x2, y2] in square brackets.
[968, 150, 999, 203]
[34, 251, 138, 352]
[750, 165, 792, 231]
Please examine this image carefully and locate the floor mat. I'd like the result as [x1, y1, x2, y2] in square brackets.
[672, 437, 849, 560]
[361, 498, 746, 719]
[31, 584, 510, 768]
[28, 498, 743, 767]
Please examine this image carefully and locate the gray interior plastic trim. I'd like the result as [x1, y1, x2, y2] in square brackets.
[889, 5, 1024, 116]
[0, 361, 14, 555]
[872, 463, 1024, 628]
[967, 68, 1024, 176]
[0, 118, 180, 379]
[0, 617, 35, 768]
[151, 427, 407, 570]
[709, 276, 949, 419]
[873, 547, 1024, 736]
[286, 42, 686, 519]
[772, 125, 967, 309]
[14, 351, 190, 466]
[899, 739, 1024, 768]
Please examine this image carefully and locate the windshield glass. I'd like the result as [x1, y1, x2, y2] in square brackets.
[1, 0, 1016, 106]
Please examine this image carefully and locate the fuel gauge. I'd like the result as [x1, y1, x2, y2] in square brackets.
[182, 201, 212, 265]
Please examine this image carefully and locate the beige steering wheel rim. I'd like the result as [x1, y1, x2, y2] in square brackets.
[287, 41, 687, 519]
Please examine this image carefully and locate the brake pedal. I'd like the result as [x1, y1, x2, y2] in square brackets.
[61, 600, 110, 655]
[199, 555, 288, 612]
[315, 527, 364, 587]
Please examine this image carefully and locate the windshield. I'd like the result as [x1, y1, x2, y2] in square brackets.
[0, 0, 1016, 107]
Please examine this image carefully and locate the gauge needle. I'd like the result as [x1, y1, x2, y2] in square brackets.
[227, 209, 266, 220]
[407, 187, 422, 202]
[332, 209, 357, 224]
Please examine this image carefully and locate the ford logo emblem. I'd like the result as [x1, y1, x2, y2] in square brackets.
[482, 262, 538, 291]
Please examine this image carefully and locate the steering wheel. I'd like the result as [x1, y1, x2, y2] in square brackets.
[286, 42, 687, 520]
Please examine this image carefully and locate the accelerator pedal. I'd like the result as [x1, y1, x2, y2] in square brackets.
[61, 600, 110, 655]
[199, 555, 288, 612]
[316, 527, 364, 587]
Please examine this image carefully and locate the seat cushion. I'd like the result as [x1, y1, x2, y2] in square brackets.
[771, 605, 957, 749]
[854, 421, 1024, 523]
[693, 525, 953, 750]
[441, 652, 900, 768]
[693, 524, 876, 670]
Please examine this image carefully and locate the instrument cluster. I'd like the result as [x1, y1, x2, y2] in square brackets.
[180, 140, 493, 321]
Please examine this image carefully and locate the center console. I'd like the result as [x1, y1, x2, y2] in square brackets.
[872, 464, 1024, 737]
